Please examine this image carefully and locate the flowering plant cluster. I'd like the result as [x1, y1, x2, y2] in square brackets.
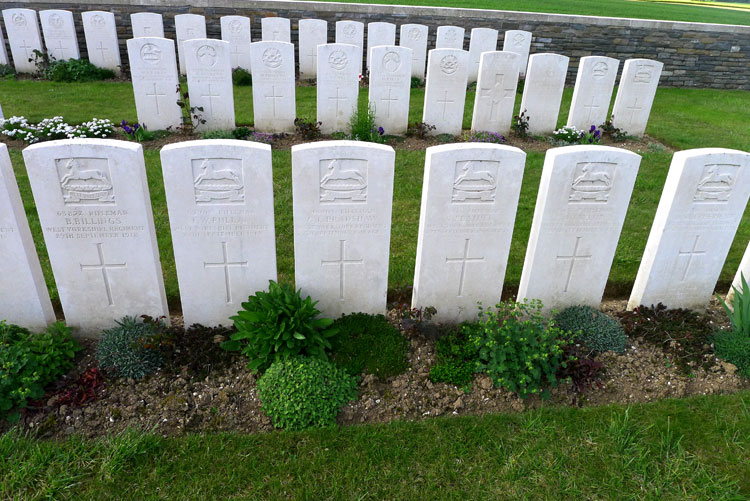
[464, 131, 506, 144]
[120, 120, 154, 142]
[0, 116, 114, 144]
[551, 125, 602, 145]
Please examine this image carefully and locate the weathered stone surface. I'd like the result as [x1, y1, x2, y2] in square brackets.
[2, 9, 44, 73]
[161, 140, 276, 327]
[0, 144, 55, 331]
[611, 58, 663, 137]
[422, 48, 469, 136]
[82, 11, 121, 75]
[292, 141, 395, 317]
[629, 148, 750, 310]
[184, 38, 235, 131]
[366, 22, 395, 69]
[317, 43, 359, 134]
[127, 37, 182, 131]
[40, 10, 79, 61]
[518, 146, 641, 311]
[0, 22, 8, 65]
[249, 41, 296, 133]
[174, 13, 206, 75]
[467, 27, 498, 83]
[471, 51, 520, 135]
[399, 23, 428, 81]
[519, 53, 569, 135]
[130, 12, 164, 38]
[368, 45, 411, 135]
[220, 15, 252, 72]
[298, 18, 327, 80]
[502, 30, 532, 77]
[261, 17, 291, 43]
[436, 25, 464, 50]
[412, 143, 526, 322]
[335, 20, 364, 75]
[567, 56, 619, 130]
[22, 139, 169, 335]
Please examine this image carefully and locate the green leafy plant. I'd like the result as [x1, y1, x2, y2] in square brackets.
[257, 356, 358, 431]
[466, 299, 573, 399]
[554, 305, 627, 354]
[232, 67, 252, 86]
[410, 76, 425, 88]
[30, 51, 115, 82]
[713, 330, 750, 378]
[200, 129, 235, 140]
[0, 63, 16, 80]
[429, 328, 477, 387]
[329, 313, 408, 379]
[294, 117, 322, 140]
[348, 104, 386, 143]
[174, 86, 206, 133]
[0, 321, 79, 422]
[600, 117, 629, 141]
[120, 120, 157, 142]
[96, 316, 165, 379]
[512, 110, 530, 138]
[233, 126, 251, 140]
[406, 121, 436, 139]
[221, 281, 338, 372]
[717, 273, 750, 338]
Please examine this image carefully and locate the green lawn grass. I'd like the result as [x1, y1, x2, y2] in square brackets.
[1, 391, 748, 498]
[3, 80, 750, 305]
[328, 0, 750, 25]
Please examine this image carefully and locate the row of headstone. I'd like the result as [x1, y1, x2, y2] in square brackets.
[3, 139, 749, 333]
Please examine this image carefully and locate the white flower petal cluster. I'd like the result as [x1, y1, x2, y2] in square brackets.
[0, 116, 115, 144]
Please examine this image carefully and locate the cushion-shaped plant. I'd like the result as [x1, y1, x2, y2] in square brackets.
[257, 356, 358, 431]
[96, 316, 164, 379]
[554, 305, 627, 354]
[713, 330, 750, 378]
[221, 281, 338, 372]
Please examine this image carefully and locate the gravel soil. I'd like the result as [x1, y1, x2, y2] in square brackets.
[3, 297, 747, 439]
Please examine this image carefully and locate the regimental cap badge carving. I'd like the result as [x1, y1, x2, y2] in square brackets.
[633, 63, 654, 84]
[12, 13, 27, 27]
[452, 160, 498, 203]
[196, 44, 217, 67]
[262, 47, 283, 69]
[319, 159, 368, 203]
[592, 61, 609, 79]
[440, 55, 459, 75]
[192, 158, 245, 204]
[693, 163, 738, 203]
[569, 162, 615, 203]
[140, 43, 161, 64]
[329, 49, 348, 70]
[382, 51, 401, 72]
[57, 157, 115, 205]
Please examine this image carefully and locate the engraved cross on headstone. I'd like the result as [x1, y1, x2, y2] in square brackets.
[52, 40, 66, 60]
[329, 87, 348, 117]
[306, 45, 317, 66]
[80, 242, 127, 306]
[556, 236, 592, 293]
[147, 83, 165, 115]
[479, 72, 507, 122]
[201, 83, 221, 118]
[445, 238, 485, 297]
[265, 85, 284, 118]
[20, 40, 33, 59]
[583, 93, 601, 124]
[321, 239, 363, 301]
[204, 241, 248, 303]
[96, 41, 108, 62]
[380, 87, 398, 118]
[230, 44, 243, 67]
[676, 235, 706, 281]
[626, 97, 642, 123]
[438, 90, 454, 120]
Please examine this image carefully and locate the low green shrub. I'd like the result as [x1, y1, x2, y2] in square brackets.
[713, 330, 750, 378]
[467, 299, 573, 399]
[0, 63, 16, 80]
[429, 329, 477, 387]
[200, 129, 235, 139]
[329, 313, 408, 379]
[96, 316, 164, 379]
[257, 356, 358, 431]
[554, 305, 627, 354]
[0, 321, 79, 422]
[221, 281, 338, 372]
[35, 53, 116, 82]
[348, 104, 386, 143]
[232, 67, 252, 86]
[718, 273, 750, 338]
[294, 117, 322, 140]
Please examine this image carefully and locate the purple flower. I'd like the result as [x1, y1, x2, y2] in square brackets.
[121, 119, 128, 127]
[123, 125, 133, 134]
[377, 126, 385, 135]
[589, 125, 596, 133]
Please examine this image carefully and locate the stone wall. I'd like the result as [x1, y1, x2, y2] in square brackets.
[2, 0, 749, 89]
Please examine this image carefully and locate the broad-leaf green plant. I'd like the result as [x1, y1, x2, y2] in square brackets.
[717, 272, 750, 337]
[221, 281, 338, 372]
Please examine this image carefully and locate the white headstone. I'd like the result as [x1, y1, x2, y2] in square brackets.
[0, 22, 8, 65]
[423, 49, 469, 136]
[298, 18, 327, 80]
[0, 144, 55, 331]
[467, 28, 498, 83]
[2, 9, 44, 73]
[292, 141, 395, 317]
[471, 51, 520, 135]
[39, 10, 79, 62]
[399, 23, 428, 81]
[161, 140, 277, 327]
[175, 14, 206, 75]
[126, 37, 182, 131]
[518, 146, 641, 311]
[502, 30, 532, 77]
[412, 144, 526, 322]
[249, 41, 296, 133]
[567, 56, 619, 130]
[220, 15, 252, 72]
[317, 43, 359, 134]
[184, 38, 235, 131]
[366, 22, 395, 70]
[611, 58, 663, 137]
[368, 45, 412, 135]
[519, 53, 569, 135]
[629, 148, 750, 310]
[82, 11, 121, 75]
[0, 103, 3, 119]
[335, 21, 364, 75]
[22, 139, 169, 335]
[261, 17, 291, 43]
[727, 240, 750, 304]
[130, 12, 164, 39]
[436, 26, 464, 50]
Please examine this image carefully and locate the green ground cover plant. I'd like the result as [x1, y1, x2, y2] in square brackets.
[715, 274, 750, 377]
[0, 321, 79, 422]
[221, 281, 338, 372]
[329, 313, 409, 379]
[554, 305, 628, 354]
[257, 356, 358, 431]
[96, 316, 165, 380]
[429, 328, 478, 387]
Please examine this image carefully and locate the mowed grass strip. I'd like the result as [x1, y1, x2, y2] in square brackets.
[1, 391, 748, 499]
[3, 81, 750, 303]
